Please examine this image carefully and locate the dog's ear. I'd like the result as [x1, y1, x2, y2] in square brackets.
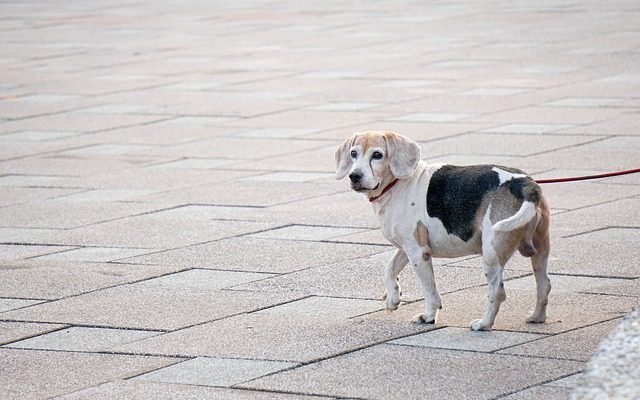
[335, 134, 356, 180]
[385, 132, 421, 179]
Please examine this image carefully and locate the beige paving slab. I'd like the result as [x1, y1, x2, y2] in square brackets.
[1, 284, 296, 330]
[242, 344, 583, 400]
[115, 313, 435, 363]
[133, 357, 297, 387]
[0, 262, 181, 300]
[54, 380, 331, 400]
[0, 348, 180, 400]
[124, 237, 389, 274]
[499, 319, 621, 361]
[0, 322, 65, 346]
[5, 326, 161, 352]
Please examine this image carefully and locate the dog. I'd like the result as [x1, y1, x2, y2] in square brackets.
[335, 131, 551, 330]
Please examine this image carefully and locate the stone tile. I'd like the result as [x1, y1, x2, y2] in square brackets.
[124, 237, 389, 274]
[308, 102, 381, 111]
[54, 381, 330, 400]
[501, 386, 572, 400]
[499, 319, 621, 361]
[133, 357, 297, 387]
[248, 225, 372, 241]
[5, 327, 161, 352]
[390, 112, 473, 122]
[55, 189, 157, 202]
[231, 128, 314, 139]
[545, 97, 622, 107]
[480, 123, 577, 134]
[242, 171, 333, 183]
[1, 284, 295, 330]
[0, 322, 65, 346]
[115, 313, 435, 362]
[138, 269, 275, 291]
[242, 344, 582, 399]
[0, 348, 179, 400]
[62, 144, 161, 156]
[235, 251, 528, 301]
[0, 299, 44, 313]
[46, 217, 279, 249]
[154, 158, 243, 169]
[0, 200, 160, 229]
[390, 327, 547, 352]
[34, 247, 151, 263]
[0, 262, 180, 300]
[0, 131, 79, 141]
[365, 287, 632, 335]
[0, 244, 76, 261]
[256, 296, 383, 319]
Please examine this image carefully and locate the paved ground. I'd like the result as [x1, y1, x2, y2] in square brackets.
[1, 1, 639, 399]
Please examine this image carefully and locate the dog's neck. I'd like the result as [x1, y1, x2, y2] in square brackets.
[369, 178, 399, 202]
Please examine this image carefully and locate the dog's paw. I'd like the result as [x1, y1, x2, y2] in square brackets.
[470, 319, 492, 331]
[411, 313, 435, 324]
[526, 313, 546, 324]
[384, 292, 401, 311]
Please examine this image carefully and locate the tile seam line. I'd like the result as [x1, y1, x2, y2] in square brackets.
[490, 370, 584, 400]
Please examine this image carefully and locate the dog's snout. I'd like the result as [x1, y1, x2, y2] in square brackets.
[349, 171, 363, 183]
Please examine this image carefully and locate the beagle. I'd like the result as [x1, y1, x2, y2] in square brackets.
[335, 131, 551, 331]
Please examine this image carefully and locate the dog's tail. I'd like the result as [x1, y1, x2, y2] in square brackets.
[493, 200, 537, 232]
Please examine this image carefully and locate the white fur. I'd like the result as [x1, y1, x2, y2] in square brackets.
[493, 201, 536, 231]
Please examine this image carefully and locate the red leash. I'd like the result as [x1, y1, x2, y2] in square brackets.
[535, 167, 640, 184]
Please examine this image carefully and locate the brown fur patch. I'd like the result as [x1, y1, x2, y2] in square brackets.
[414, 220, 429, 247]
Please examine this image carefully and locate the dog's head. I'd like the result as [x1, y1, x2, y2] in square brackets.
[335, 131, 421, 194]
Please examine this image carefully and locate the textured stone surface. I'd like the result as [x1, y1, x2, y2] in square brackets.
[1, 1, 639, 399]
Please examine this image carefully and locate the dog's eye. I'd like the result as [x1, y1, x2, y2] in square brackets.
[350, 150, 358, 159]
[371, 151, 383, 160]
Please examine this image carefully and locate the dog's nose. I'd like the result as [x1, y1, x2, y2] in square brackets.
[349, 171, 362, 183]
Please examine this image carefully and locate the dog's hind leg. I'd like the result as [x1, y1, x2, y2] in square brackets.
[471, 258, 506, 331]
[527, 200, 551, 323]
[383, 249, 408, 311]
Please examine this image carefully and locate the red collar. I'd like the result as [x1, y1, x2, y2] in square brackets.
[369, 179, 399, 202]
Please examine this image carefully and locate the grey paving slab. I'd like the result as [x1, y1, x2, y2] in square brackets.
[0, 244, 76, 261]
[133, 357, 297, 388]
[501, 386, 572, 400]
[125, 237, 389, 274]
[248, 224, 372, 241]
[255, 296, 382, 319]
[242, 344, 583, 400]
[0, 262, 181, 300]
[54, 380, 331, 400]
[136, 269, 275, 291]
[33, 247, 151, 263]
[115, 313, 435, 363]
[390, 327, 547, 353]
[5, 327, 161, 352]
[0, 322, 64, 346]
[0, 348, 179, 400]
[1, 285, 296, 330]
[43, 217, 279, 249]
[0, 299, 44, 313]
[499, 319, 620, 361]
[366, 287, 632, 335]
[235, 251, 528, 301]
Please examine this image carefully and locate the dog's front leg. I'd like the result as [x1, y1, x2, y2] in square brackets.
[383, 249, 408, 311]
[407, 248, 442, 324]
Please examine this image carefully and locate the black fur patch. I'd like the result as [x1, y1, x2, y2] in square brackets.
[426, 165, 538, 242]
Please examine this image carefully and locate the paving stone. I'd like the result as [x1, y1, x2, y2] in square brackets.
[54, 380, 331, 400]
[0, 299, 44, 313]
[248, 224, 372, 241]
[0, 322, 65, 346]
[0, 348, 179, 400]
[390, 326, 547, 353]
[501, 386, 572, 400]
[366, 287, 632, 335]
[124, 237, 389, 274]
[389, 112, 473, 122]
[115, 313, 435, 362]
[33, 247, 151, 263]
[0, 262, 180, 300]
[5, 327, 161, 352]
[133, 357, 297, 388]
[0, 285, 296, 330]
[242, 344, 583, 399]
[137, 269, 275, 291]
[255, 296, 383, 319]
[235, 251, 527, 301]
[499, 319, 620, 361]
[0, 244, 76, 261]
